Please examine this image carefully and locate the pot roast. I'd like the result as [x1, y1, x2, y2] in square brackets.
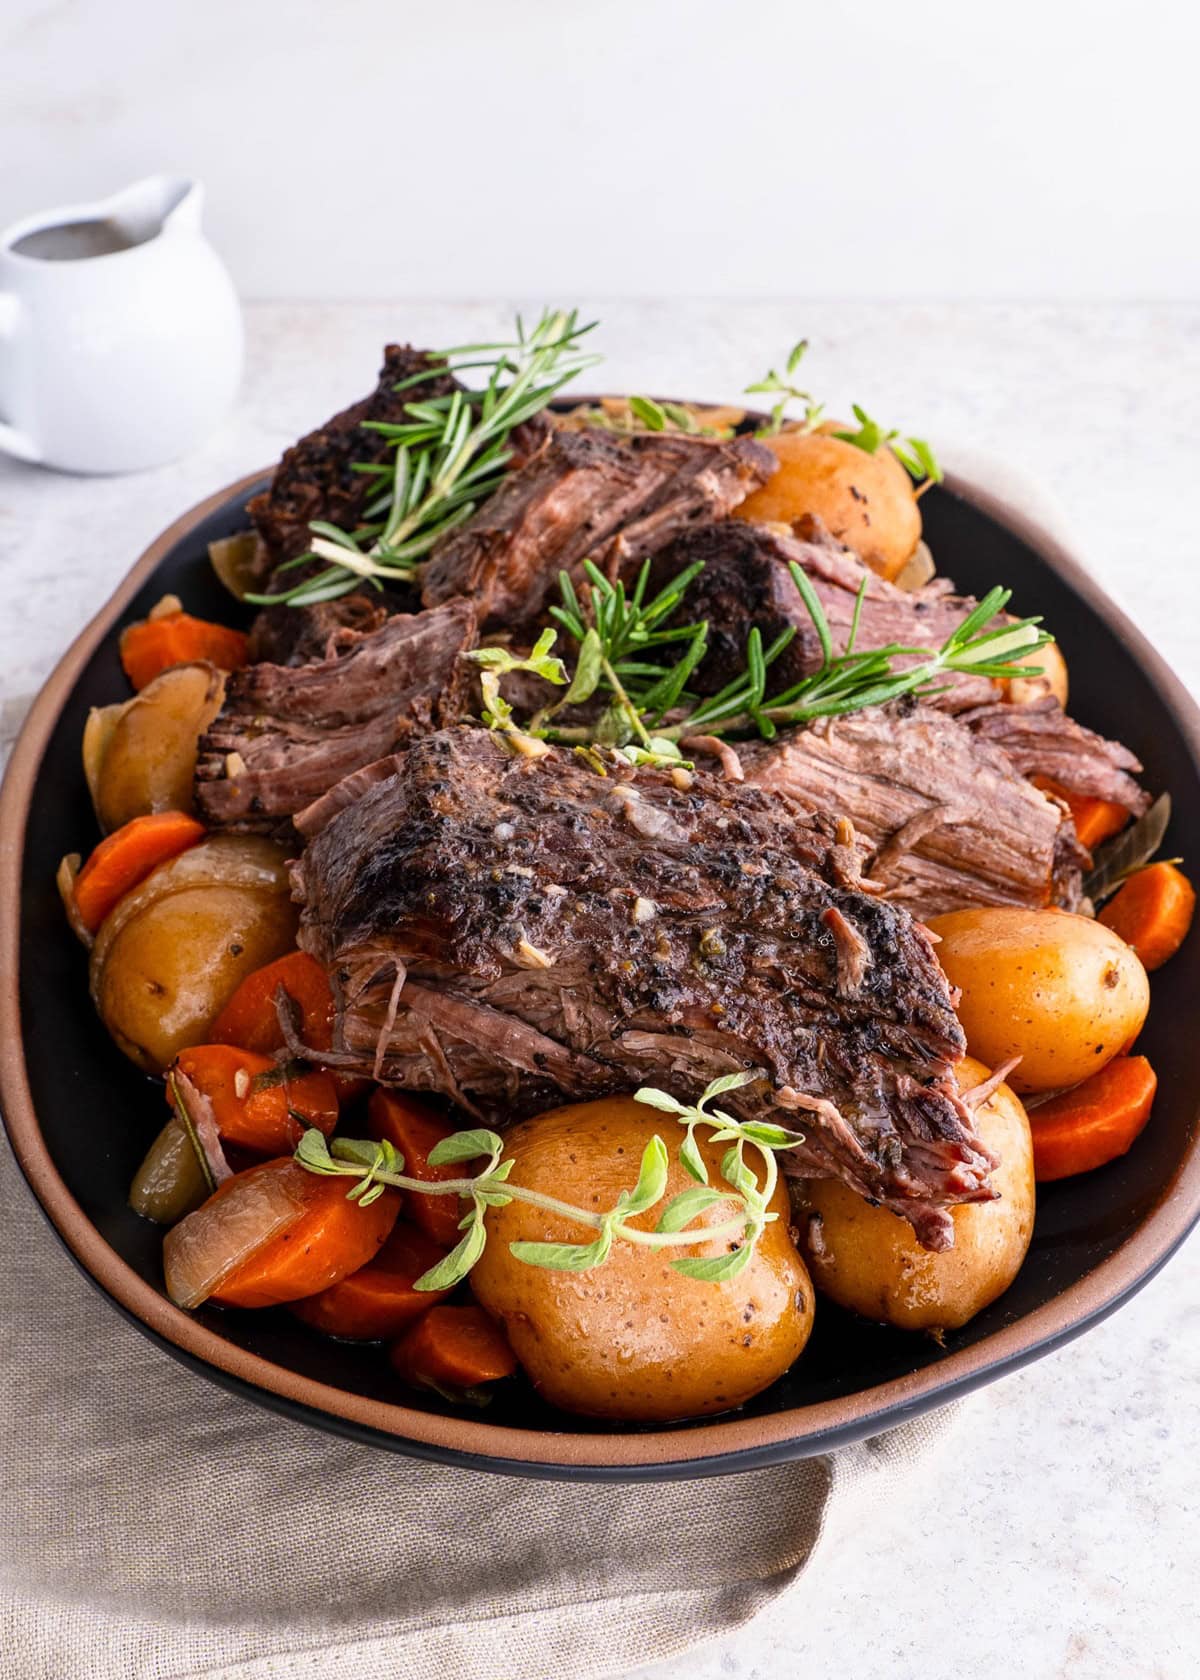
[292, 730, 996, 1250]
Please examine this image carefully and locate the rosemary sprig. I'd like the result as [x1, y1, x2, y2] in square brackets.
[246, 310, 600, 608]
[293, 1073, 805, 1288]
[499, 560, 1052, 752]
[662, 572, 1051, 742]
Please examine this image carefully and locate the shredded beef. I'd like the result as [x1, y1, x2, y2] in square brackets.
[292, 729, 997, 1250]
[740, 703, 1088, 917]
[421, 427, 776, 629]
[195, 601, 476, 832]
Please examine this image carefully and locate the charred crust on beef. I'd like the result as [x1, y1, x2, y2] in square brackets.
[292, 729, 994, 1249]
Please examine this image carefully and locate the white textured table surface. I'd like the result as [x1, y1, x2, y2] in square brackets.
[2, 302, 1198, 1680]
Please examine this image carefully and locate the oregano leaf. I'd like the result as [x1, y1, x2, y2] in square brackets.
[655, 1186, 726, 1233]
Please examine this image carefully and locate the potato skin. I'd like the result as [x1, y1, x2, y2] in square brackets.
[926, 907, 1149, 1093]
[92, 662, 225, 832]
[1004, 640, 1069, 709]
[90, 835, 298, 1072]
[796, 1056, 1034, 1330]
[469, 1098, 814, 1422]
[734, 428, 921, 580]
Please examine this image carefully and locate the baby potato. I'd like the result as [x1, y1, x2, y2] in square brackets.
[926, 907, 1149, 1093]
[470, 1097, 814, 1422]
[796, 1055, 1034, 1331]
[90, 661, 226, 832]
[90, 835, 298, 1072]
[734, 427, 921, 580]
[1004, 639, 1069, 709]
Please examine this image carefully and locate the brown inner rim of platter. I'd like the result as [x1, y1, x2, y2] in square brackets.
[3, 457, 1200, 1471]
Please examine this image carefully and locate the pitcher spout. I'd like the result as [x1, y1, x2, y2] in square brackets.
[101, 174, 203, 242]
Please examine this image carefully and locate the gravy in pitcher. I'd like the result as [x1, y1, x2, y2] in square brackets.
[11, 219, 151, 261]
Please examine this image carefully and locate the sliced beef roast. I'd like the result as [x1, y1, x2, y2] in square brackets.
[956, 696, 1149, 815]
[249, 345, 460, 572]
[740, 703, 1088, 917]
[293, 729, 995, 1250]
[421, 427, 776, 628]
[195, 601, 476, 831]
[244, 345, 461, 664]
[646, 517, 1147, 815]
[651, 517, 999, 711]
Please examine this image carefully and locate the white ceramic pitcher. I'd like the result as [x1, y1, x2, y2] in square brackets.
[0, 175, 242, 474]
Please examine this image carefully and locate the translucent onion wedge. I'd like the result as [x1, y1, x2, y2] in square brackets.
[163, 1161, 311, 1309]
[82, 702, 125, 824]
[209, 532, 263, 602]
[56, 853, 92, 948]
[129, 1116, 210, 1224]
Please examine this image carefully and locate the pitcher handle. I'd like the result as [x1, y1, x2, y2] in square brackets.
[0, 292, 39, 463]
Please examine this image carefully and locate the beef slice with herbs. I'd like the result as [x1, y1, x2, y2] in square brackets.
[292, 729, 995, 1250]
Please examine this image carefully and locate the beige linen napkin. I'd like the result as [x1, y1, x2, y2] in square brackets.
[0, 1134, 959, 1680]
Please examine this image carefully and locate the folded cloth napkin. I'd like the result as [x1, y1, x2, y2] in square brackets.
[0, 1133, 960, 1680]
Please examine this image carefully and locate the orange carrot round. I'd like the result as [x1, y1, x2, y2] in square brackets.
[1098, 862, 1196, 971]
[291, 1223, 452, 1340]
[212, 1159, 400, 1308]
[71, 811, 206, 933]
[390, 1304, 518, 1389]
[174, 1044, 339, 1154]
[368, 1090, 480, 1246]
[120, 611, 248, 691]
[210, 951, 336, 1055]
[1030, 1056, 1157, 1181]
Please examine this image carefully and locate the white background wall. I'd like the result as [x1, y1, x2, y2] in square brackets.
[3, 0, 1198, 300]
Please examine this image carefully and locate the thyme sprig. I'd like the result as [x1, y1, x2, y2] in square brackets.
[246, 310, 600, 608]
[745, 339, 943, 491]
[293, 1073, 806, 1289]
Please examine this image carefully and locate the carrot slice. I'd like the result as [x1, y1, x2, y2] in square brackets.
[291, 1223, 452, 1339]
[211, 1159, 400, 1308]
[71, 811, 206, 933]
[1030, 1056, 1157, 1181]
[1098, 862, 1196, 971]
[120, 610, 249, 691]
[390, 1305, 518, 1388]
[210, 951, 336, 1055]
[174, 1044, 339, 1154]
[1032, 776, 1129, 852]
[368, 1090, 479, 1245]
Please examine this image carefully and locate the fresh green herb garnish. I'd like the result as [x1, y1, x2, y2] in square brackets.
[744, 339, 824, 435]
[745, 340, 942, 491]
[475, 561, 1052, 753]
[293, 1073, 805, 1288]
[246, 310, 600, 608]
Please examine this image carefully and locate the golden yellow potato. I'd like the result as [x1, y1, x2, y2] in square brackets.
[796, 1055, 1034, 1330]
[470, 1097, 814, 1422]
[90, 835, 297, 1072]
[734, 427, 921, 580]
[1004, 639, 1069, 709]
[926, 907, 1149, 1092]
[90, 662, 226, 832]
